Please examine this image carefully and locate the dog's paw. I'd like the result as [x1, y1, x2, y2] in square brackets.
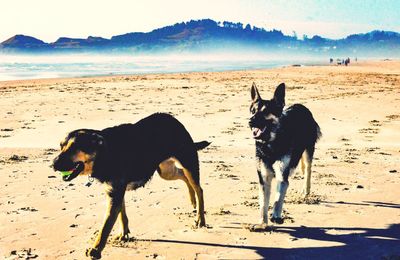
[85, 247, 101, 259]
[247, 223, 269, 232]
[193, 219, 206, 228]
[301, 188, 310, 197]
[270, 217, 284, 224]
[113, 232, 130, 242]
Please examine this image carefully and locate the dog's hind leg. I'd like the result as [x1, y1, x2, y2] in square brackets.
[181, 177, 197, 209]
[182, 177, 197, 209]
[182, 167, 205, 227]
[158, 158, 196, 209]
[175, 148, 205, 227]
[301, 146, 314, 196]
[300, 156, 306, 176]
[86, 182, 126, 259]
[114, 198, 130, 241]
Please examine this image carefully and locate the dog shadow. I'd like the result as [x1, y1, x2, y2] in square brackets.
[323, 200, 400, 209]
[136, 223, 400, 259]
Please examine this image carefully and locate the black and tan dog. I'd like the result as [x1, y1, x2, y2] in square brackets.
[249, 82, 321, 229]
[53, 113, 210, 259]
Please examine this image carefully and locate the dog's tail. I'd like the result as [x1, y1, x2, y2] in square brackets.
[315, 122, 322, 142]
[194, 141, 211, 151]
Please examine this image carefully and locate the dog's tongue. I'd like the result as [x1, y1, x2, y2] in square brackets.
[252, 127, 262, 138]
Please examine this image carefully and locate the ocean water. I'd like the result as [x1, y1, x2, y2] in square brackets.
[0, 54, 317, 81]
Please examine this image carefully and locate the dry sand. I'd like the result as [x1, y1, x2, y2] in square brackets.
[0, 60, 399, 259]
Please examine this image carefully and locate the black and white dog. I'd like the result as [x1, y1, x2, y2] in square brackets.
[249, 82, 321, 227]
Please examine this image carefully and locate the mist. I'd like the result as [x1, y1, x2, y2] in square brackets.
[0, 45, 396, 81]
[0, 50, 326, 81]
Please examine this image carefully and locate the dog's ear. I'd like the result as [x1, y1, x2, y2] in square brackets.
[273, 83, 285, 108]
[251, 82, 261, 102]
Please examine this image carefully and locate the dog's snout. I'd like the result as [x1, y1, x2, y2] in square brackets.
[53, 154, 67, 171]
[249, 113, 261, 127]
[52, 155, 60, 170]
[249, 115, 256, 127]
[249, 120, 255, 128]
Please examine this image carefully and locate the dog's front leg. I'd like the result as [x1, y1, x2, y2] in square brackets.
[86, 182, 126, 259]
[270, 179, 288, 224]
[257, 160, 274, 227]
[271, 167, 291, 224]
[113, 198, 130, 241]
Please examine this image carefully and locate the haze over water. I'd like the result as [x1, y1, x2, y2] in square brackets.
[0, 53, 325, 81]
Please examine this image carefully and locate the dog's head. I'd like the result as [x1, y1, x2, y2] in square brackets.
[53, 129, 105, 181]
[249, 82, 285, 141]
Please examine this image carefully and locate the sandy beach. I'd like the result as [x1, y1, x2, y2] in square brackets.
[0, 60, 399, 259]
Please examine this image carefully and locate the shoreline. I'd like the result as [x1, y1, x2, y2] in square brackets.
[1, 58, 397, 86]
[0, 54, 294, 83]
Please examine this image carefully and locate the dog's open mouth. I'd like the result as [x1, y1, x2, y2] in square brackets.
[251, 127, 266, 139]
[60, 161, 84, 181]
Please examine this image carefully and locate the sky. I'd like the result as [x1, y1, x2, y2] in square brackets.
[1, 0, 399, 42]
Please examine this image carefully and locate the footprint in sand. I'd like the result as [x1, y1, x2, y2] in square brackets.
[6, 248, 38, 259]
[285, 191, 325, 205]
[0, 128, 13, 138]
[211, 207, 232, 216]
[385, 114, 400, 121]
[8, 155, 29, 162]
[337, 138, 360, 163]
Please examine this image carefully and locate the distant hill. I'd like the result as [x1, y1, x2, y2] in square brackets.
[51, 36, 110, 49]
[1, 19, 400, 56]
[1, 35, 49, 49]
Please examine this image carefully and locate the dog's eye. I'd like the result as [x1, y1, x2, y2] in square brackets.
[264, 113, 278, 122]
